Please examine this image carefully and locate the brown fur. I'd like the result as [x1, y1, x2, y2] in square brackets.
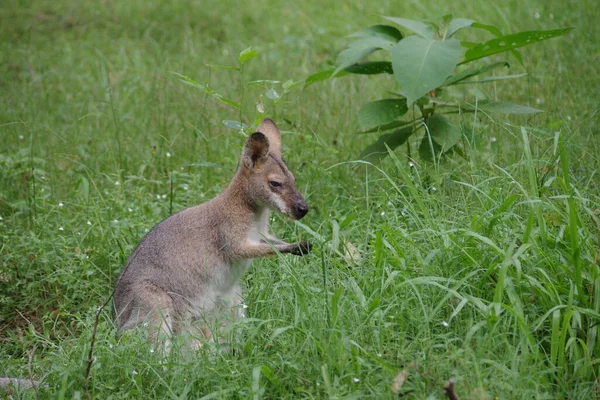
[113, 119, 311, 349]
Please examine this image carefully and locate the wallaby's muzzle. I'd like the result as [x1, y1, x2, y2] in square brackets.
[292, 196, 309, 220]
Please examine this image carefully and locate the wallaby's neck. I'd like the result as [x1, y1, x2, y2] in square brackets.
[220, 169, 261, 216]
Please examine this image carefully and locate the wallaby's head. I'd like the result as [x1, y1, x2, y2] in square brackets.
[240, 119, 309, 220]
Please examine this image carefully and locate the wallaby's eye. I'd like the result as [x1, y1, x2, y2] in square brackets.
[269, 181, 282, 188]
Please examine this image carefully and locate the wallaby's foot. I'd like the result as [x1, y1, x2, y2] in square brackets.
[291, 241, 312, 256]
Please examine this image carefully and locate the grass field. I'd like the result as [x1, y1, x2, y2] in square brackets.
[1, 0, 599, 398]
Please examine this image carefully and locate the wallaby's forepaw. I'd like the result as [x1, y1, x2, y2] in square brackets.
[291, 241, 312, 256]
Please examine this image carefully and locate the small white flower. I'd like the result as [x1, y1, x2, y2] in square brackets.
[156, 194, 161, 199]
[128, 208, 133, 212]
[381, 211, 385, 217]
[535, 98, 542, 105]
[352, 378, 360, 383]
[491, 137, 497, 142]
[19, 135, 24, 140]
[534, 12, 540, 19]
[408, 162, 415, 168]
[149, 349, 154, 354]
[431, 186, 438, 192]
[59, 227, 64, 231]
[115, 181, 120, 185]
[161, 194, 167, 199]
[567, 116, 571, 121]
[58, 202, 64, 207]
[442, 321, 449, 327]
[113, 219, 118, 223]
[145, 229, 149, 233]
[377, 353, 382, 357]
[166, 152, 171, 158]
[132, 369, 138, 375]
[87, 221, 91, 225]
[0, 216, 3, 221]
[109, 344, 113, 349]
[77, 232, 81, 236]
[242, 303, 249, 309]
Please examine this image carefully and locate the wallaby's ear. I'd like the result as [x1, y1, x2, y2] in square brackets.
[256, 118, 282, 156]
[243, 132, 270, 169]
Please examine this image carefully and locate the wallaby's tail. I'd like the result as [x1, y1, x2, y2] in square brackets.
[0, 377, 44, 390]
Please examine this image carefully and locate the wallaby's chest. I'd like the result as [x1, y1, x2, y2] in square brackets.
[186, 213, 263, 314]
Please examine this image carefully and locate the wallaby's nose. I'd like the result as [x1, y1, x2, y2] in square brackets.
[296, 203, 309, 219]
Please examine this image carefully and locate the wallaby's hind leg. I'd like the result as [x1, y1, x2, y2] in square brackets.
[180, 284, 246, 351]
[227, 284, 247, 320]
[214, 284, 246, 350]
[119, 281, 175, 352]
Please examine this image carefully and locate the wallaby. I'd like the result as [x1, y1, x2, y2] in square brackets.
[113, 118, 312, 349]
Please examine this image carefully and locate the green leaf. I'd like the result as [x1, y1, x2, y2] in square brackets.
[474, 100, 544, 114]
[510, 50, 524, 65]
[345, 61, 393, 75]
[170, 72, 206, 89]
[334, 37, 396, 76]
[446, 18, 475, 38]
[470, 23, 524, 65]
[425, 114, 462, 148]
[442, 14, 453, 27]
[361, 119, 414, 133]
[305, 69, 349, 87]
[360, 125, 415, 163]
[214, 95, 241, 109]
[75, 176, 89, 199]
[466, 73, 527, 83]
[418, 133, 442, 162]
[282, 79, 295, 90]
[391, 37, 462, 106]
[305, 62, 393, 87]
[222, 120, 248, 130]
[471, 22, 503, 37]
[239, 47, 259, 64]
[265, 88, 280, 100]
[461, 27, 573, 64]
[383, 16, 435, 39]
[358, 99, 408, 131]
[260, 365, 283, 389]
[349, 24, 403, 42]
[442, 61, 509, 86]
[172, 72, 240, 109]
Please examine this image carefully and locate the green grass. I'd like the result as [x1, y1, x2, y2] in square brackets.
[1, 0, 599, 398]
